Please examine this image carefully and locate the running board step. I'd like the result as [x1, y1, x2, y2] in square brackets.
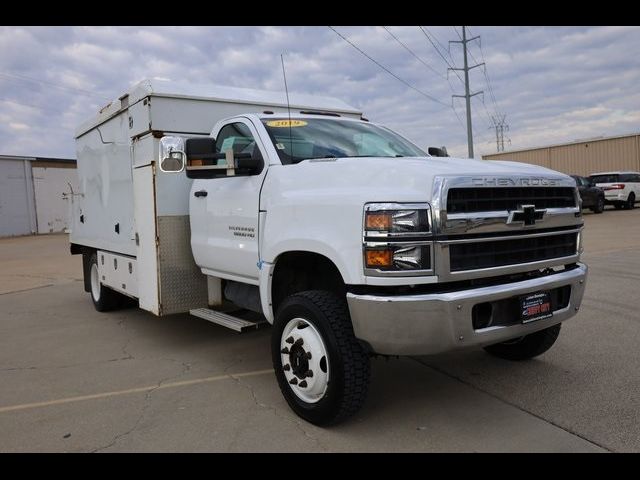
[190, 308, 266, 333]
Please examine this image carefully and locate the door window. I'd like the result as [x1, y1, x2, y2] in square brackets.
[216, 123, 255, 157]
[208, 122, 264, 175]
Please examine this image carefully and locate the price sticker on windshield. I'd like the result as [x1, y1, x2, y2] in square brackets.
[266, 120, 308, 128]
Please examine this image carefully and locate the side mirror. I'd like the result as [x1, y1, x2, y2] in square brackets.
[159, 136, 186, 173]
[236, 147, 263, 172]
[428, 146, 449, 157]
[185, 138, 263, 179]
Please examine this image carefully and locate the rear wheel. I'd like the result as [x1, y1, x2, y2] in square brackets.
[625, 193, 635, 210]
[271, 290, 370, 426]
[591, 196, 605, 213]
[89, 253, 123, 312]
[483, 324, 561, 361]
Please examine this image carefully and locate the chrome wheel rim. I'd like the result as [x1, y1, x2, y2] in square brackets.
[90, 263, 100, 302]
[280, 317, 330, 403]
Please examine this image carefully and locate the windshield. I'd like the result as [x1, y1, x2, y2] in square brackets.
[260, 118, 427, 164]
[590, 174, 619, 184]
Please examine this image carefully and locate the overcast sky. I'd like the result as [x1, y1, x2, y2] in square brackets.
[1, 26, 639, 159]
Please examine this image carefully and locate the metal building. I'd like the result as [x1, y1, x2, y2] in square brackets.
[0, 155, 77, 237]
[482, 132, 640, 176]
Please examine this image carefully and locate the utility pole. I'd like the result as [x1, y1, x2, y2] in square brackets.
[490, 114, 510, 152]
[449, 26, 484, 158]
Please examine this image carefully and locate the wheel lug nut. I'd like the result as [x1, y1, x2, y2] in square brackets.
[298, 380, 308, 388]
[305, 370, 313, 378]
[289, 377, 298, 385]
[283, 364, 291, 371]
[280, 347, 289, 354]
[285, 336, 294, 344]
[294, 338, 304, 346]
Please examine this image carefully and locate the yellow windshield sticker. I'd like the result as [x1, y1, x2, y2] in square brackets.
[266, 120, 308, 128]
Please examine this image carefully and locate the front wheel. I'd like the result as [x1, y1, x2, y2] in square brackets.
[625, 193, 635, 210]
[271, 290, 370, 426]
[591, 196, 605, 213]
[483, 323, 561, 361]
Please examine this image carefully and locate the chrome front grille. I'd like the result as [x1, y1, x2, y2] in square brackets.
[431, 175, 583, 281]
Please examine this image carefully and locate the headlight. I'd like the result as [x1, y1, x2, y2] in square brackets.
[365, 244, 431, 271]
[364, 205, 430, 235]
[363, 203, 433, 276]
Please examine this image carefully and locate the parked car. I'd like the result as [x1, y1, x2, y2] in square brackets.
[589, 171, 640, 210]
[570, 175, 605, 213]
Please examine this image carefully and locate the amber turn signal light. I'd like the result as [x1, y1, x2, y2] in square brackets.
[365, 249, 393, 268]
[365, 213, 392, 230]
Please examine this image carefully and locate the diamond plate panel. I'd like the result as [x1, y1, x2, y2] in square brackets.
[157, 215, 208, 315]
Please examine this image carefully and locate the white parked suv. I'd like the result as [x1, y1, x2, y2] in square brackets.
[589, 171, 640, 210]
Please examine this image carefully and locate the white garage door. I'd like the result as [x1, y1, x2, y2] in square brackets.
[0, 159, 36, 237]
[32, 167, 78, 234]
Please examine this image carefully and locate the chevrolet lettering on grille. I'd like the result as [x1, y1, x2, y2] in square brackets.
[471, 177, 560, 186]
[507, 204, 547, 226]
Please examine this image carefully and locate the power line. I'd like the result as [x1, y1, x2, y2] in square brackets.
[453, 26, 463, 41]
[421, 27, 455, 63]
[382, 26, 464, 135]
[382, 26, 447, 81]
[379, 26, 466, 134]
[465, 27, 501, 117]
[475, 36, 501, 115]
[0, 72, 110, 100]
[0, 96, 65, 114]
[414, 26, 471, 135]
[453, 26, 506, 150]
[451, 102, 467, 133]
[473, 93, 494, 126]
[418, 26, 464, 85]
[328, 26, 450, 108]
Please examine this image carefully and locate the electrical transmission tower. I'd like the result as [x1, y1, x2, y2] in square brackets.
[490, 114, 510, 152]
[449, 26, 484, 158]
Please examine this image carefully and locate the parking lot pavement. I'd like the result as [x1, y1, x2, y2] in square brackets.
[0, 208, 638, 452]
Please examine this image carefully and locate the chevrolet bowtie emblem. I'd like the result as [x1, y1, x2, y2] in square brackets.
[507, 205, 546, 226]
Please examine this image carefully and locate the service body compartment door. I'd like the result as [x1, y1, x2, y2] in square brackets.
[132, 164, 160, 314]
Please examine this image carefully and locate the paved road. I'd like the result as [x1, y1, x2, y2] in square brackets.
[1, 207, 638, 452]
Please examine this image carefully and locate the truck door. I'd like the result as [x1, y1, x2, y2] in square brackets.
[190, 119, 267, 283]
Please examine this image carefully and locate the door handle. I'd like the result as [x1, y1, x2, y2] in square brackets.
[194, 190, 208, 198]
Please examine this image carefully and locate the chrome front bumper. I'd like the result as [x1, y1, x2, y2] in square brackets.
[347, 263, 588, 355]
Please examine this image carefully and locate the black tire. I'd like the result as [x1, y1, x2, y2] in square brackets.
[483, 323, 561, 361]
[88, 253, 123, 312]
[625, 193, 635, 210]
[591, 196, 605, 214]
[271, 290, 370, 426]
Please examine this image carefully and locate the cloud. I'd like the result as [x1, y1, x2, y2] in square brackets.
[8, 122, 29, 131]
[0, 26, 639, 160]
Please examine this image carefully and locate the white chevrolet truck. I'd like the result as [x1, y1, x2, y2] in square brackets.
[70, 79, 588, 425]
